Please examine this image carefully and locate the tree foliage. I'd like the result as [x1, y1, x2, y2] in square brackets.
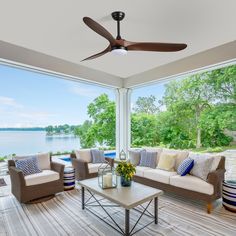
[133, 95, 159, 114]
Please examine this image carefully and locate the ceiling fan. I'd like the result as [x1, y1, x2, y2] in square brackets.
[82, 11, 187, 61]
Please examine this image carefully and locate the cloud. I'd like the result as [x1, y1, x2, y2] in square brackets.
[70, 86, 99, 98]
[0, 96, 23, 108]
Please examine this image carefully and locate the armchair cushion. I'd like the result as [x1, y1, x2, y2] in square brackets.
[24, 170, 59, 186]
[15, 156, 42, 176]
[14, 153, 50, 170]
[75, 149, 92, 162]
[91, 149, 105, 163]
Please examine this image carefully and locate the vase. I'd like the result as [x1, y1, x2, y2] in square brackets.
[120, 176, 132, 187]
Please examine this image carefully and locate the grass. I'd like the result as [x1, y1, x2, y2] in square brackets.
[190, 145, 236, 153]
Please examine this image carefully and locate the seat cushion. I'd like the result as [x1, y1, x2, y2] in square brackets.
[14, 153, 51, 170]
[170, 175, 214, 195]
[75, 149, 92, 163]
[24, 170, 59, 186]
[144, 169, 178, 184]
[88, 163, 107, 174]
[135, 166, 151, 177]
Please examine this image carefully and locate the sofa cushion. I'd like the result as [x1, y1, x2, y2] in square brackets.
[157, 153, 177, 171]
[14, 153, 50, 170]
[162, 149, 189, 170]
[88, 163, 107, 174]
[177, 158, 194, 176]
[190, 154, 214, 180]
[144, 169, 178, 184]
[128, 149, 142, 166]
[139, 150, 157, 168]
[135, 166, 151, 177]
[15, 156, 42, 176]
[75, 149, 92, 163]
[24, 170, 59, 186]
[170, 175, 214, 195]
[144, 147, 163, 163]
[91, 149, 105, 163]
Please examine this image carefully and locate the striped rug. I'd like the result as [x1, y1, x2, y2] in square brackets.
[0, 187, 236, 236]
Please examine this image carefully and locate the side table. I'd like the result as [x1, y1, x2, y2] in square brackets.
[63, 167, 75, 191]
[222, 180, 236, 212]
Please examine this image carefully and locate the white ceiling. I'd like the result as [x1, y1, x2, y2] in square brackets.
[0, 0, 236, 85]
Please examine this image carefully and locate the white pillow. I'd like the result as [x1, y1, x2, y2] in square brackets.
[14, 153, 51, 170]
[75, 149, 92, 163]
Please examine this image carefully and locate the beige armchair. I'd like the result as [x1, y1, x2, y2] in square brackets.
[8, 153, 64, 203]
[71, 149, 114, 181]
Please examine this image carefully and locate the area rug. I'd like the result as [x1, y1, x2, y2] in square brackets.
[0, 189, 235, 236]
[0, 178, 7, 187]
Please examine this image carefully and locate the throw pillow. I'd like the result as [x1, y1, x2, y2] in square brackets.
[177, 158, 194, 176]
[75, 149, 92, 162]
[15, 156, 42, 176]
[128, 149, 142, 166]
[157, 153, 177, 171]
[190, 155, 214, 180]
[91, 149, 105, 163]
[139, 150, 157, 169]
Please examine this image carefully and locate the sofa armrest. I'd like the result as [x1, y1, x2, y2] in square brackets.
[9, 166, 26, 187]
[70, 153, 76, 159]
[71, 158, 89, 180]
[51, 162, 65, 179]
[207, 167, 225, 197]
[105, 157, 114, 167]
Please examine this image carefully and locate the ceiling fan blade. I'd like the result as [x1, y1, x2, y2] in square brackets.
[125, 41, 187, 52]
[81, 45, 111, 61]
[83, 17, 115, 45]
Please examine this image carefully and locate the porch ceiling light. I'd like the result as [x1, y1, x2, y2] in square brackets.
[111, 45, 127, 56]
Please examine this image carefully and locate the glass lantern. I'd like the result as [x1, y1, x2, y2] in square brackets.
[119, 149, 127, 160]
[98, 162, 117, 189]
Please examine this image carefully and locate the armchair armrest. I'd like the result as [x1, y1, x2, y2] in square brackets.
[105, 157, 114, 167]
[51, 162, 65, 179]
[71, 158, 89, 180]
[9, 166, 26, 187]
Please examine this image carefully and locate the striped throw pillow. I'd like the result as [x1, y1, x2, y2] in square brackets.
[15, 156, 42, 176]
[139, 150, 157, 169]
[177, 158, 194, 176]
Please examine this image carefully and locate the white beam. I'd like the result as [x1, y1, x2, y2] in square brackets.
[124, 40, 236, 88]
[0, 40, 123, 88]
[116, 88, 132, 156]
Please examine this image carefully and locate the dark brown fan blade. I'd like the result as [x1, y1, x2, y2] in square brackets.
[83, 17, 115, 45]
[125, 41, 187, 52]
[81, 45, 111, 61]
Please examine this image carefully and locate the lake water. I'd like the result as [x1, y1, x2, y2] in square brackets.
[0, 131, 80, 156]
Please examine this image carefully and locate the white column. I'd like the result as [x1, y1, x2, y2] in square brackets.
[116, 88, 132, 155]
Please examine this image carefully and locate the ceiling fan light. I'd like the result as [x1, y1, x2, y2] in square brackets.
[111, 46, 127, 56]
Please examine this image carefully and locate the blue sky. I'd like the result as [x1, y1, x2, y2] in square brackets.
[0, 64, 171, 128]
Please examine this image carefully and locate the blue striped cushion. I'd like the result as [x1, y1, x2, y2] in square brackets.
[91, 149, 105, 163]
[139, 150, 157, 169]
[177, 158, 194, 176]
[15, 156, 42, 176]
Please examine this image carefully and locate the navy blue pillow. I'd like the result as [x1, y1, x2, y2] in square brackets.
[177, 158, 194, 176]
[15, 156, 42, 176]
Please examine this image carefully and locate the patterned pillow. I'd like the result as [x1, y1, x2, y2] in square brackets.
[190, 155, 214, 180]
[177, 158, 194, 176]
[139, 150, 157, 169]
[91, 149, 105, 163]
[15, 156, 42, 176]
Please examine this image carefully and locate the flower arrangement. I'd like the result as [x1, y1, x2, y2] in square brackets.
[116, 162, 136, 181]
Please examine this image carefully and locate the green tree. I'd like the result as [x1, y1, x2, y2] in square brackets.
[74, 94, 116, 148]
[133, 95, 159, 114]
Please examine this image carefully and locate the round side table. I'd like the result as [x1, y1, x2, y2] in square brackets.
[222, 180, 236, 212]
[63, 167, 75, 191]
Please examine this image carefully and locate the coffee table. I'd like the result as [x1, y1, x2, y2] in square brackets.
[78, 177, 163, 236]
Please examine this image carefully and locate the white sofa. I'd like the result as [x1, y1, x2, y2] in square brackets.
[131, 148, 225, 213]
